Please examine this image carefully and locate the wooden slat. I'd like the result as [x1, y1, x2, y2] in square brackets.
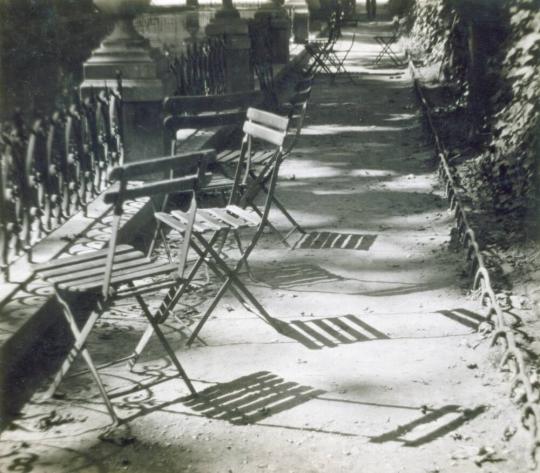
[104, 176, 198, 204]
[115, 280, 178, 299]
[226, 205, 261, 226]
[203, 175, 234, 191]
[247, 108, 289, 131]
[187, 210, 227, 232]
[33, 245, 134, 272]
[67, 262, 178, 292]
[194, 211, 225, 232]
[45, 256, 151, 284]
[156, 211, 190, 234]
[164, 112, 246, 132]
[243, 121, 286, 147]
[166, 209, 208, 233]
[39, 250, 144, 279]
[163, 91, 262, 115]
[109, 149, 214, 180]
[251, 149, 275, 165]
[217, 148, 241, 163]
[204, 208, 253, 229]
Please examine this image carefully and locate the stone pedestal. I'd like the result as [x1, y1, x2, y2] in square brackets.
[255, 2, 292, 64]
[285, 0, 310, 44]
[81, 1, 164, 162]
[205, 6, 254, 92]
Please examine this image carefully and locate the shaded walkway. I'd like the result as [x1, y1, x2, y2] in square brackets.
[0, 22, 524, 473]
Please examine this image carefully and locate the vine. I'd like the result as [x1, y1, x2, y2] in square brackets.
[406, 0, 539, 223]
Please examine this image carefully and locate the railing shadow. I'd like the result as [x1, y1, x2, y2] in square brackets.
[183, 371, 324, 425]
[271, 314, 389, 350]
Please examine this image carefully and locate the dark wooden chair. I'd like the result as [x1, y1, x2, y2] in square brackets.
[33, 149, 216, 426]
[162, 91, 263, 198]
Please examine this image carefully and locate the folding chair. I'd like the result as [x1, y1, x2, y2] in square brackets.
[304, 19, 340, 77]
[163, 91, 263, 197]
[32, 149, 215, 425]
[131, 108, 289, 351]
[163, 83, 310, 245]
[373, 20, 402, 67]
[216, 74, 314, 245]
[306, 31, 357, 84]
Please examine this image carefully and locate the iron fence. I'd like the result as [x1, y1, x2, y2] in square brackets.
[249, 18, 278, 111]
[0, 76, 123, 278]
[411, 60, 540, 470]
[169, 37, 226, 96]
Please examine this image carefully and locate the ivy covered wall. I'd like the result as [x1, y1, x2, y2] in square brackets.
[406, 0, 539, 223]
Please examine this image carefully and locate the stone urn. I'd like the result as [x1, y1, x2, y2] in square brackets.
[83, 0, 162, 101]
[92, 0, 151, 55]
[82, 0, 164, 162]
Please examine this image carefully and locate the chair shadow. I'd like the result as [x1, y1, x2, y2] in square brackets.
[368, 404, 487, 447]
[294, 231, 377, 251]
[270, 314, 389, 350]
[437, 308, 487, 330]
[182, 371, 324, 425]
[254, 262, 344, 289]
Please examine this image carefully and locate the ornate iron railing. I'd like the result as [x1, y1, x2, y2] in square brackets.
[411, 61, 540, 470]
[0, 76, 123, 278]
[169, 37, 226, 96]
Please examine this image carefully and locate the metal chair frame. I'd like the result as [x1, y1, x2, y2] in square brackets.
[216, 75, 314, 245]
[130, 108, 289, 352]
[33, 149, 215, 426]
[373, 22, 402, 67]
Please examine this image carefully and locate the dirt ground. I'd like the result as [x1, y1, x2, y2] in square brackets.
[0, 23, 533, 473]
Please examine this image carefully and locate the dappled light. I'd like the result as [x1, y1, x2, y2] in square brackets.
[0, 6, 531, 473]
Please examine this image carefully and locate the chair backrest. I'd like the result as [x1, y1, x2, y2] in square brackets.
[229, 108, 289, 227]
[100, 149, 214, 297]
[162, 91, 262, 153]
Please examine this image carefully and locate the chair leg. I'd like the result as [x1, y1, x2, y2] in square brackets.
[129, 234, 219, 367]
[188, 237, 256, 311]
[187, 276, 233, 345]
[187, 234, 275, 345]
[250, 204, 290, 248]
[44, 290, 120, 425]
[133, 292, 196, 396]
[233, 230, 259, 282]
[250, 171, 305, 238]
[271, 195, 305, 235]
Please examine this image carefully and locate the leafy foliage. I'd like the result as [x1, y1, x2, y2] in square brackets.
[407, 0, 539, 221]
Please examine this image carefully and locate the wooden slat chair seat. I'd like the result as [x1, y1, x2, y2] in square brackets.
[33, 149, 216, 427]
[164, 205, 260, 234]
[212, 76, 314, 243]
[129, 109, 289, 356]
